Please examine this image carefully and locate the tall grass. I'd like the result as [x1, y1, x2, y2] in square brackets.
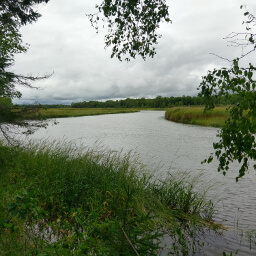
[35, 108, 140, 118]
[0, 140, 220, 255]
[165, 106, 230, 127]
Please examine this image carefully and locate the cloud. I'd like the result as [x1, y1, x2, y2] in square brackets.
[12, 0, 256, 104]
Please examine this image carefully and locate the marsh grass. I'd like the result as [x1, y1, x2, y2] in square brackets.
[165, 106, 230, 127]
[35, 108, 140, 119]
[0, 140, 220, 255]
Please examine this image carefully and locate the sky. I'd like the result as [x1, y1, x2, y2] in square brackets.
[13, 0, 256, 104]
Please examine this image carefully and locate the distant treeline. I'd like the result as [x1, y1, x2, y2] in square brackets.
[71, 94, 239, 109]
[17, 94, 240, 109]
[71, 96, 203, 108]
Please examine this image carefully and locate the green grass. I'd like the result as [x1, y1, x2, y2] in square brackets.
[36, 108, 140, 118]
[0, 140, 221, 255]
[165, 106, 230, 127]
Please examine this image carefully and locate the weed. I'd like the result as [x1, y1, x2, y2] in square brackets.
[0, 140, 219, 255]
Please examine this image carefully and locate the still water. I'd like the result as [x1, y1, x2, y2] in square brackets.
[29, 110, 256, 255]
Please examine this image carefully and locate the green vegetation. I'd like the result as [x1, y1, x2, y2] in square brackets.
[89, 0, 170, 61]
[0, 0, 51, 142]
[70, 95, 205, 108]
[35, 108, 140, 119]
[197, 7, 256, 179]
[0, 97, 12, 107]
[165, 106, 230, 128]
[70, 94, 241, 109]
[0, 141, 220, 255]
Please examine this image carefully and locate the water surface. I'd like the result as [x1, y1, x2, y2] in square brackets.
[29, 110, 256, 255]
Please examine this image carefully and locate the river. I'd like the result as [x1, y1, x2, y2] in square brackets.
[28, 110, 256, 255]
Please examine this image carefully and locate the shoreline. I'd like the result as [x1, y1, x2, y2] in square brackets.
[165, 106, 230, 128]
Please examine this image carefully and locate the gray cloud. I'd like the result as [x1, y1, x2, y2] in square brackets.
[12, 0, 256, 104]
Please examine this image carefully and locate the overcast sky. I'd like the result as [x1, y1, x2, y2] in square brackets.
[13, 0, 256, 104]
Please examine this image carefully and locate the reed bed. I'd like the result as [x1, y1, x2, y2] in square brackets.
[36, 108, 140, 119]
[165, 106, 230, 127]
[0, 140, 220, 255]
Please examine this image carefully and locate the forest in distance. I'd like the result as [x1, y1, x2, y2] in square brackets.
[16, 93, 240, 109]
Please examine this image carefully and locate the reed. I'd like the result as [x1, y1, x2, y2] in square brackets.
[36, 108, 140, 118]
[0, 140, 220, 255]
[165, 106, 230, 127]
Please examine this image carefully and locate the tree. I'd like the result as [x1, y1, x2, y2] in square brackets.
[0, 0, 171, 143]
[87, 0, 171, 61]
[199, 6, 256, 181]
[0, 0, 54, 143]
[0, 0, 52, 143]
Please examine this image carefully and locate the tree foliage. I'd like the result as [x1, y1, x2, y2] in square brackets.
[199, 6, 256, 180]
[88, 0, 171, 61]
[71, 95, 206, 108]
[0, 0, 51, 143]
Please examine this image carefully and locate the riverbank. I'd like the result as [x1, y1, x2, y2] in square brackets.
[165, 106, 230, 127]
[37, 108, 140, 118]
[0, 141, 220, 255]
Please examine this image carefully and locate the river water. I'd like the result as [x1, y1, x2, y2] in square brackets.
[28, 110, 256, 255]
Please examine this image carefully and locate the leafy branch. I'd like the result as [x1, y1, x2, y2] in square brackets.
[87, 0, 171, 61]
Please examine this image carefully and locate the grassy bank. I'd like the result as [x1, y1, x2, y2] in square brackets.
[165, 106, 230, 127]
[0, 141, 220, 255]
[36, 108, 140, 119]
